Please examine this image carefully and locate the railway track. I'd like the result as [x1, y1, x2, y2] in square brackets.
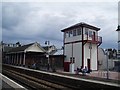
[3, 68, 73, 90]
[3, 64, 119, 90]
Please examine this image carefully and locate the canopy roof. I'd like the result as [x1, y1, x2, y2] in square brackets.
[8, 42, 46, 53]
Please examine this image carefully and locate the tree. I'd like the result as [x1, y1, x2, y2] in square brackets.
[16, 42, 21, 47]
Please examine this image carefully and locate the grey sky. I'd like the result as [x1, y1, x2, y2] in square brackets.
[118, 1, 120, 51]
[1, 1, 118, 49]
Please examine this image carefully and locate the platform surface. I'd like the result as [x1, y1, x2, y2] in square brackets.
[0, 73, 27, 89]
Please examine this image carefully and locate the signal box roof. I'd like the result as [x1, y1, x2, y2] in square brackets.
[61, 22, 100, 32]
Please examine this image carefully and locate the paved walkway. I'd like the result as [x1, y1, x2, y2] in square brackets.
[56, 69, 120, 81]
[0, 76, 14, 89]
[88, 71, 120, 80]
[39, 67, 120, 81]
[2, 79, 13, 89]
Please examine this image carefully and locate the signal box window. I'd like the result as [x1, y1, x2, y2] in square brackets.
[65, 31, 69, 38]
[69, 30, 73, 37]
[89, 31, 93, 37]
[85, 28, 88, 35]
[73, 29, 77, 36]
[77, 28, 81, 35]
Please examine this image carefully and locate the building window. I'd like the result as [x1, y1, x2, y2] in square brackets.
[89, 31, 93, 37]
[69, 30, 73, 37]
[65, 31, 69, 38]
[73, 29, 76, 36]
[77, 28, 81, 35]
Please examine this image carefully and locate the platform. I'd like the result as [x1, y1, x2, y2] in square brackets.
[0, 73, 27, 89]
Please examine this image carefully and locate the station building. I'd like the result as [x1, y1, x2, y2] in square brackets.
[61, 22, 102, 72]
[3, 42, 64, 69]
[4, 42, 46, 66]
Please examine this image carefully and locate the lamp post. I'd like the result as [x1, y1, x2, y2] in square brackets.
[105, 49, 109, 79]
[45, 41, 50, 71]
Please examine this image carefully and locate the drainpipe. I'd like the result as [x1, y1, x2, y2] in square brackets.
[23, 51, 26, 67]
[90, 43, 92, 69]
[82, 26, 84, 68]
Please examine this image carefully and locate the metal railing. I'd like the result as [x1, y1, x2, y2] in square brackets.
[84, 35, 102, 43]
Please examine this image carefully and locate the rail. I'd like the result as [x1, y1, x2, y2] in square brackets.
[2, 64, 120, 89]
[2, 65, 74, 89]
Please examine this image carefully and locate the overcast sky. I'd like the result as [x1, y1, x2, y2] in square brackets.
[1, 1, 119, 49]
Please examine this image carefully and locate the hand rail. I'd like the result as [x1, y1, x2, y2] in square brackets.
[83, 34, 102, 43]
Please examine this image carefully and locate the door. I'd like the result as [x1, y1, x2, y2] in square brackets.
[64, 62, 70, 72]
[87, 59, 91, 70]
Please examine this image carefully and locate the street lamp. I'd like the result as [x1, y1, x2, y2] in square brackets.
[45, 41, 50, 71]
[105, 49, 109, 79]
